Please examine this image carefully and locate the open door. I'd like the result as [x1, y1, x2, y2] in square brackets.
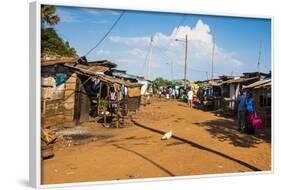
[74, 75, 91, 125]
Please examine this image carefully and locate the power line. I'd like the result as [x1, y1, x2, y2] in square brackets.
[84, 10, 126, 57]
[158, 15, 186, 51]
[142, 15, 186, 71]
[153, 14, 186, 57]
[189, 68, 208, 73]
[257, 40, 262, 72]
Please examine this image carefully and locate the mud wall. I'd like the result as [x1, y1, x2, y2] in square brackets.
[41, 65, 77, 128]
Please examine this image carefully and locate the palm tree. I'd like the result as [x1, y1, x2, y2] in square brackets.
[41, 5, 60, 28]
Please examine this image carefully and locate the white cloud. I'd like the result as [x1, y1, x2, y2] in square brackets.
[110, 36, 150, 46]
[57, 9, 80, 23]
[82, 8, 121, 15]
[110, 19, 242, 66]
[115, 59, 130, 64]
[108, 20, 244, 80]
[57, 8, 120, 24]
[96, 50, 110, 56]
[91, 20, 111, 24]
[129, 48, 146, 56]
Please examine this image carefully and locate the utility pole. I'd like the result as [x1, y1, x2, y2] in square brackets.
[211, 19, 217, 80]
[184, 34, 188, 89]
[166, 62, 174, 83]
[175, 34, 188, 89]
[171, 61, 174, 82]
[257, 41, 262, 72]
[211, 34, 216, 80]
[146, 36, 154, 80]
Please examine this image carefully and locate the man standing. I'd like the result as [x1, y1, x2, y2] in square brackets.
[187, 88, 193, 108]
[237, 89, 247, 131]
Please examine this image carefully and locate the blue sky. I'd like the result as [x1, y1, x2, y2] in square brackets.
[54, 5, 271, 81]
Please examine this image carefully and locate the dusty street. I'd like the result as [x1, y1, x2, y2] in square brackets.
[42, 97, 271, 185]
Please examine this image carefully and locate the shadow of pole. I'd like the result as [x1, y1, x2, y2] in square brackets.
[132, 120, 262, 172]
[112, 144, 176, 176]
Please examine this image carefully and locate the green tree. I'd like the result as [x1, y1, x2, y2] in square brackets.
[41, 5, 77, 57]
[41, 5, 60, 28]
[41, 28, 77, 56]
[153, 77, 172, 88]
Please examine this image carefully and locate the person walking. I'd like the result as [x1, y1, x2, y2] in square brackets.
[169, 87, 173, 100]
[187, 88, 193, 108]
[172, 88, 176, 99]
[166, 87, 170, 100]
[236, 89, 246, 131]
[245, 91, 255, 134]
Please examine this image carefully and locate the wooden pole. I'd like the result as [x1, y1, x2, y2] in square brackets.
[211, 35, 215, 80]
[97, 81, 102, 116]
[211, 20, 217, 80]
[171, 62, 173, 82]
[184, 34, 188, 89]
[147, 36, 154, 80]
[257, 41, 262, 72]
[116, 92, 120, 128]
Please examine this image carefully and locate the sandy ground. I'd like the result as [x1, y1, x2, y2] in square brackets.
[41, 97, 271, 185]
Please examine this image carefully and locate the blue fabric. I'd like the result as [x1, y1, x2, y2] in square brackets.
[237, 94, 247, 111]
[91, 80, 100, 91]
[55, 73, 67, 86]
[121, 84, 125, 95]
[246, 98, 254, 113]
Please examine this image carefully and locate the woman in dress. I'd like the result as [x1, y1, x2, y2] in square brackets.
[245, 91, 255, 134]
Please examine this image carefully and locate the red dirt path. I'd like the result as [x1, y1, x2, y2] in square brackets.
[42, 97, 271, 185]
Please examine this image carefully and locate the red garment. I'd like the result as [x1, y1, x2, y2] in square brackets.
[192, 94, 197, 103]
[246, 112, 254, 121]
[246, 112, 263, 128]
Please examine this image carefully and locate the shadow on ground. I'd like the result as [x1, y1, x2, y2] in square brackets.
[112, 144, 176, 176]
[193, 119, 271, 148]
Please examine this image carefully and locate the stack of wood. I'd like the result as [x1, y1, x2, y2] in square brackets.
[41, 129, 57, 159]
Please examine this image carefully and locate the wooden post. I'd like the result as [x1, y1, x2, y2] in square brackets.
[184, 34, 188, 89]
[116, 93, 120, 128]
[104, 113, 106, 125]
[97, 81, 102, 116]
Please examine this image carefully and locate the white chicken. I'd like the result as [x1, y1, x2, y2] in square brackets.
[161, 130, 172, 140]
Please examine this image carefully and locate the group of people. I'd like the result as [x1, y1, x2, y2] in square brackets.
[236, 89, 256, 134]
[155, 86, 195, 108]
[156, 86, 179, 100]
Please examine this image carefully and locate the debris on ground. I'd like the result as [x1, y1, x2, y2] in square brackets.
[161, 130, 173, 140]
[128, 172, 140, 178]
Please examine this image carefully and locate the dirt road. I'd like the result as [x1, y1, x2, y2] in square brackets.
[42, 97, 271, 185]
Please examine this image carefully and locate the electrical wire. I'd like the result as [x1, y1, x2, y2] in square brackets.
[84, 10, 126, 57]
[153, 14, 186, 57]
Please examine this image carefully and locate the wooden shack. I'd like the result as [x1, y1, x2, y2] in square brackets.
[63, 62, 143, 124]
[41, 57, 78, 129]
[243, 79, 271, 128]
[220, 74, 262, 111]
[41, 57, 132, 128]
[109, 71, 144, 109]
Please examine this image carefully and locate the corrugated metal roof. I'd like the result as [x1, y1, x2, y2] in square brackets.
[243, 79, 271, 89]
[41, 57, 78, 66]
[112, 71, 140, 80]
[221, 76, 259, 84]
[87, 60, 117, 68]
[88, 66, 109, 73]
[63, 63, 142, 87]
[254, 81, 271, 89]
